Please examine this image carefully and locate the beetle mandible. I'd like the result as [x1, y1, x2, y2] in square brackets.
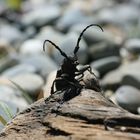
[43, 24, 103, 95]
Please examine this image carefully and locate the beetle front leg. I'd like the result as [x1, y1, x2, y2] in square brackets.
[78, 65, 91, 73]
[76, 65, 95, 77]
[81, 65, 97, 77]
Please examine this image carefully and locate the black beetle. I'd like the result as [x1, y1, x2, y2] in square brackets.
[43, 24, 103, 96]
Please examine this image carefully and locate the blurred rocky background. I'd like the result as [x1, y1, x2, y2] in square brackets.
[0, 0, 140, 130]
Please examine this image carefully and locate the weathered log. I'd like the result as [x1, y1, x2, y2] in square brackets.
[0, 88, 140, 140]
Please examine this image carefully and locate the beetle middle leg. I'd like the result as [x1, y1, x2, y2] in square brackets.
[76, 65, 97, 81]
[50, 77, 67, 95]
[51, 77, 82, 95]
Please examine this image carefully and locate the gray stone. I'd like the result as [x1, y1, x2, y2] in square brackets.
[90, 56, 121, 76]
[11, 73, 44, 96]
[91, 0, 115, 12]
[50, 0, 69, 5]
[56, 8, 90, 31]
[19, 54, 58, 77]
[137, 107, 140, 114]
[101, 68, 123, 90]
[97, 4, 139, 25]
[22, 5, 61, 27]
[0, 85, 29, 110]
[115, 86, 140, 113]
[23, 26, 36, 39]
[36, 26, 64, 42]
[20, 39, 43, 55]
[0, 55, 18, 73]
[2, 64, 36, 78]
[120, 47, 132, 60]
[0, 24, 23, 43]
[132, 0, 140, 5]
[89, 42, 120, 60]
[122, 73, 140, 90]
[52, 32, 88, 64]
[121, 59, 140, 89]
[124, 38, 140, 54]
[102, 59, 140, 90]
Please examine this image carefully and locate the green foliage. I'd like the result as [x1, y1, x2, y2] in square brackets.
[6, 0, 22, 10]
[0, 115, 7, 126]
[0, 101, 13, 126]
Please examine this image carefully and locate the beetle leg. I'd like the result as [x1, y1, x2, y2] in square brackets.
[78, 65, 97, 78]
[78, 65, 91, 74]
[87, 66, 97, 78]
[51, 77, 82, 95]
[51, 80, 56, 94]
[76, 65, 91, 78]
[51, 77, 65, 94]
[76, 73, 84, 81]
[51, 78, 65, 94]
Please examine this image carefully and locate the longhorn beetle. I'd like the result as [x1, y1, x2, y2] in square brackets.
[43, 24, 103, 96]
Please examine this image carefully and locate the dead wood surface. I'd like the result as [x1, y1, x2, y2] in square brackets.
[0, 89, 140, 140]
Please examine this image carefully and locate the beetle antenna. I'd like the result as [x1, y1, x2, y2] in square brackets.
[74, 24, 104, 54]
[43, 40, 69, 59]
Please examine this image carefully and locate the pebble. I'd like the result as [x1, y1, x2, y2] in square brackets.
[36, 26, 64, 43]
[124, 38, 140, 54]
[115, 86, 140, 113]
[0, 85, 29, 110]
[19, 54, 58, 77]
[102, 59, 140, 90]
[2, 64, 36, 78]
[97, 4, 139, 25]
[137, 107, 140, 114]
[20, 39, 43, 55]
[101, 68, 123, 90]
[0, 24, 23, 44]
[89, 42, 120, 60]
[0, 55, 18, 73]
[122, 73, 140, 90]
[22, 5, 61, 27]
[50, 0, 69, 5]
[90, 56, 121, 76]
[56, 8, 90, 31]
[91, 0, 115, 12]
[11, 73, 44, 96]
[121, 59, 140, 89]
[52, 32, 88, 64]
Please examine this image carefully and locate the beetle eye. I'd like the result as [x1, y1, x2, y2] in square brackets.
[74, 61, 79, 65]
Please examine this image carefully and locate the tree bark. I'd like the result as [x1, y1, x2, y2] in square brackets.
[0, 89, 140, 140]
